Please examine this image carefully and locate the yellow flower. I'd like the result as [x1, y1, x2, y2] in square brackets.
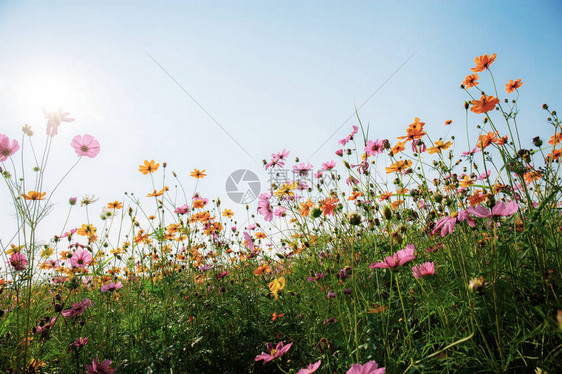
[222, 209, 234, 218]
[138, 160, 160, 175]
[274, 182, 298, 198]
[427, 140, 453, 154]
[269, 277, 286, 300]
[21, 191, 46, 200]
[41, 247, 53, 258]
[190, 169, 207, 179]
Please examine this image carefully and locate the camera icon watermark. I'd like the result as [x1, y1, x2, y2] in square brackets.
[225, 169, 261, 204]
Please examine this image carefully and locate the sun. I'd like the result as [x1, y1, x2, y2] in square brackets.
[15, 70, 84, 114]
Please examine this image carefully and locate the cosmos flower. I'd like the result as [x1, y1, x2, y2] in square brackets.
[470, 53, 496, 72]
[370, 244, 415, 269]
[10, 252, 28, 271]
[71, 135, 100, 158]
[346, 360, 386, 374]
[412, 262, 435, 279]
[255, 341, 292, 363]
[86, 357, 116, 374]
[70, 249, 92, 269]
[0, 134, 20, 161]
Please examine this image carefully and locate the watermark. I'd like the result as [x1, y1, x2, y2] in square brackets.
[226, 169, 261, 204]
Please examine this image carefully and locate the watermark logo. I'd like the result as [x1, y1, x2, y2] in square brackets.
[226, 169, 261, 204]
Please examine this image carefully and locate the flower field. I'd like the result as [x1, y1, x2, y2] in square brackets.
[1, 54, 561, 373]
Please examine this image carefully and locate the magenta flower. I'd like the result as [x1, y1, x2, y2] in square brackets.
[61, 298, 92, 318]
[71, 134, 100, 158]
[339, 125, 358, 146]
[346, 360, 385, 374]
[100, 282, 123, 293]
[44, 109, 75, 137]
[255, 341, 293, 363]
[298, 360, 322, 374]
[412, 262, 436, 279]
[365, 139, 384, 156]
[370, 244, 415, 269]
[0, 134, 20, 161]
[73, 337, 89, 348]
[70, 249, 92, 269]
[335, 149, 344, 156]
[86, 357, 116, 374]
[10, 252, 28, 271]
[468, 200, 518, 218]
[257, 192, 273, 221]
[432, 210, 475, 237]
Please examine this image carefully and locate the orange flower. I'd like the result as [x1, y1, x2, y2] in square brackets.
[192, 199, 206, 209]
[347, 191, 362, 201]
[222, 209, 234, 218]
[477, 132, 498, 149]
[21, 191, 46, 200]
[459, 175, 475, 189]
[139, 160, 159, 175]
[77, 224, 96, 237]
[146, 186, 168, 197]
[547, 149, 561, 161]
[390, 199, 404, 210]
[255, 232, 266, 239]
[468, 190, 488, 206]
[444, 119, 453, 126]
[379, 192, 393, 201]
[471, 53, 497, 72]
[397, 117, 426, 142]
[190, 169, 207, 179]
[391, 141, 406, 155]
[271, 312, 285, 321]
[299, 198, 314, 216]
[505, 78, 523, 93]
[548, 133, 562, 146]
[385, 159, 412, 174]
[427, 140, 453, 154]
[462, 74, 479, 88]
[524, 170, 542, 184]
[107, 201, 123, 210]
[320, 197, 339, 216]
[471, 95, 500, 114]
[395, 189, 407, 196]
[253, 263, 271, 276]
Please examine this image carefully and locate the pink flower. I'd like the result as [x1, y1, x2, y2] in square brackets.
[346, 176, 359, 185]
[412, 262, 435, 279]
[274, 206, 287, 217]
[257, 192, 273, 221]
[61, 298, 92, 318]
[265, 149, 290, 170]
[73, 337, 89, 348]
[365, 139, 384, 156]
[478, 170, 491, 180]
[10, 252, 27, 271]
[468, 200, 518, 218]
[100, 282, 123, 293]
[411, 139, 426, 154]
[335, 149, 344, 156]
[370, 244, 415, 269]
[432, 210, 475, 237]
[175, 204, 189, 214]
[70, 249, 92, 269]
[293, 162, 314, 176]
[346, 360, 385, 374]
[298, 360, 322, 374]
[461, 147, 480, 157]
[86, 357, 116, 374]
[44, 109, 74, 137]
[255, 341, 293, 363]
[339, 125, 358, 146]
[71, 135, 100, 158]
[322, 160, 336, 170]
[0, 134, 20, 161]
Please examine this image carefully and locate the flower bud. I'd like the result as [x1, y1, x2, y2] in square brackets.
[347, 212, 362, 226]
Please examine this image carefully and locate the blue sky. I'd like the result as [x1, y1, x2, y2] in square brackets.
[0, 1, 561, 245]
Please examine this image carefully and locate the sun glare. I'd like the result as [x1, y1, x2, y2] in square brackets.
[16, 71, 84, 115]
